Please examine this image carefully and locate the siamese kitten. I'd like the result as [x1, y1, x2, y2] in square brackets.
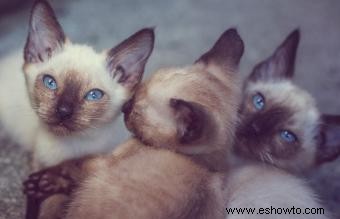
[24, 28, 245, 219]
[122, 29, 243, 171]
[0, 0, 154, 167]
[224, 30, 334, 219]
[235, 30, 340, 173]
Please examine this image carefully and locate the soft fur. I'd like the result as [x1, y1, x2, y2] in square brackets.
[0, 0, 154, 167]
[124, 29, 244, 171]
[225, 30, 333, 219]
[24, 28, 245, 219]
[224, 164, 331, 219]
[65, 138, 226, 219]
[234, 30, 340, 173]
[65, 28, 245, 218]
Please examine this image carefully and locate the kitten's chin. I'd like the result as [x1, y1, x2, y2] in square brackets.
[46, 123, 79, 137]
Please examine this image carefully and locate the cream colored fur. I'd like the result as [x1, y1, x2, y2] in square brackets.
[32, 28, 244, 218]
[0, 51, 38, 148]
[224, 164, 330, 219]
[0, 43, 129, 167]
[65, 138, 226, 219]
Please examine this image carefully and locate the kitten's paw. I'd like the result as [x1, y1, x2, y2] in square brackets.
[23, 168, 72, 201]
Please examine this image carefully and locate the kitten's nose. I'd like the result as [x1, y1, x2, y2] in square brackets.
[251, 123, 260, 133]
[122, 99, 133, 116]
[57, 104, 73, 120]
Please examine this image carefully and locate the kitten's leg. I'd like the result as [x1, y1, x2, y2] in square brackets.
[23, 166, 75, 200]
[24, 139, 143, 219]
[38, 194, 69, 219]
[23, 166, 74, 219]
[26, 149, 43, 219]
[23, 158, 87, 219]
[25, 197, 41, 219]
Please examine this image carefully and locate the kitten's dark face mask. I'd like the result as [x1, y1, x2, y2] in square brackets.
[235, 29, 304, 167]
[236, 91, 301, 161]
[32, 72, 110, 136]
[235, 29, 340, 172]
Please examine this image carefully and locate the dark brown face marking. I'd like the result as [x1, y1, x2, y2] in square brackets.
[32, 71, 110, 136]
[56, 78, 82, 121]
[235, 93, 301, 162]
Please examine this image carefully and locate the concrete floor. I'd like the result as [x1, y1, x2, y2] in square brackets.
[0, 0, 339, 218]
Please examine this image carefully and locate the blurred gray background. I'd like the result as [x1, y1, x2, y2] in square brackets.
[0, 0, 339, 218]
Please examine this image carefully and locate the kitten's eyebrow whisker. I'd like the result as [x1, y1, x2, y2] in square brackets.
[259, 153, 265, 163]
[264, 152, 274, 165]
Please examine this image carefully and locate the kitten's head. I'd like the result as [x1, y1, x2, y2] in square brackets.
[123, 28, 244, 168]
[236, 30, 340, 173]
[23, 0, 154, 136]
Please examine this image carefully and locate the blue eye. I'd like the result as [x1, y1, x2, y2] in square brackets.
[280, 130, 297, 143]
[43, 75, 57, 90]
[85, 89, 104, 101]
[252, 93, 265, 110]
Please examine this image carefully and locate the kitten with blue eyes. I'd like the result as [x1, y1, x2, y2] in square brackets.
[0, 0, 154, 168]
[234, 29, 340, 173]
[223, 30, 336, 219]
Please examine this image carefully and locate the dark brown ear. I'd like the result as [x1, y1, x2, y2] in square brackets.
[170, 98, 209, 144]
[24, 0, 66, 63]
[107, 28, 154, 90]
[195, 28, 244, 71]
[316, 114, 340, 164]
[248, 29, 300, 82]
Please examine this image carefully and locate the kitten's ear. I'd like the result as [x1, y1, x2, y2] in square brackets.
[107, 28, 155, 90]
[316, 114, 340, 165]
[170, 98, 208, 144]
[195, 28, 244, 71]
[248, 29, 300, 82]
[24, 0, 66, 63]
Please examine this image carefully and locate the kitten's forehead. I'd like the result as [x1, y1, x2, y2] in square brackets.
[24, 42, 128, 99]
[144, 65, 237, 110]
[25, 43, 109, 84]
[247, 80, 317, 115]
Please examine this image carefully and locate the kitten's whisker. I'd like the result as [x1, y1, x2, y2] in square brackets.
[264, 152, 274, 165]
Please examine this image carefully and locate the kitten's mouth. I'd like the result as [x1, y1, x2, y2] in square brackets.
[234, 138, 260, 158]
[45, 120, 78, 136]
[50, 124, 74, 136]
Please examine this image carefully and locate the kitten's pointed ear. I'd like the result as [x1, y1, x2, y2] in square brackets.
[170, 98, 208, 144]
[248, 29, 300, 82]
[107, 28, 155, 90]
[316, 114, 340, 165]
[24, 0, 66, 63]
[195, 28, 244, 71]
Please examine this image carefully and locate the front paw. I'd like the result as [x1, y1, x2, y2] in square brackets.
[23, 168, 72, 201]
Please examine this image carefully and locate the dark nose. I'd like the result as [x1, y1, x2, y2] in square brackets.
[122, 99, 133, 116]
[57, 104, 73, 120]
[251, 123, 260, 133]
